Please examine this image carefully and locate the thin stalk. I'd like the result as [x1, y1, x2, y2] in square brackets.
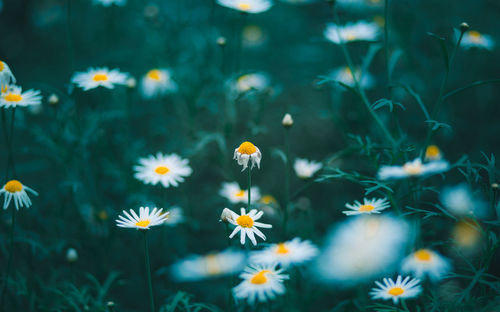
[401, 299, 410, 312]
[282, 128, 290, 238]
[247, 167, 252, 210]
[142, 231, 155, 312]
[8, 108, 16, 177]
[0, 208, 16, 309]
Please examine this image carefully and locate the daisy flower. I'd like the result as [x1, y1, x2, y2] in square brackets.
[140, 68, 178, 99]
[134, 152, 192, 188]
[452, 218, 482, 250]
[377, 158, 449, 180]
[440, 184, 487, 217]
[0, 86, 42, 109]
[0, 60, 16, 90]
[219, 182, 261, 204]
[329, 66, 375, 89]
[250, 237, 319, 268]
[116, 206, 169, 230]
[343, 197, 390, 216]
[226, 207, 272, 245]
[460, 30, 494, 50]
[93, 0, 126, 7]
[0, 180, 38, 210]
[233, 73, 271, 94]
[293, 158, 322, 179]
[162, 206, 185, 227]
[324, 21, 380, 44]
[171, 249, 246, 281]
[424, 145, 442, 161]
[234, 141, 262, 171]
[401, 249, 451, 281]
[71, 67, 129, 91]
[217, 0, 273, 14]
[370, 275, 422, 304]
[233, 264, 289, 304]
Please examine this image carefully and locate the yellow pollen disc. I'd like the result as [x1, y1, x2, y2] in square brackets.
[388, 287, 404, 296]
[359, 204, 375, 212]
[237, 141, 257, 155]
[4, 93, 22, 102]
[468, 30, 482, 42]
[155, 166, 170, 175]
[236, 215, 254, 228]
[0, 62, 4, 71]
[97, 210, 108, 221]
[260, 195, 276, 205]
[453, 219, 481, 247]
[237, 3, 251, 10]
[276, 243, 290, 254]
[135, 220, 151, 228]
[205, 254, 222, 275]
[147, 69, 162, 81]
[4, 180, 23, 193]
[414, 249, 432, 261]
[93, 73, 108, 82]
[403, 163, 422, 175]
[235, 190, 245, 197]
[345, 33, 357, 41]
[425, 145, 441, 159]
[250, 270, 270, 285]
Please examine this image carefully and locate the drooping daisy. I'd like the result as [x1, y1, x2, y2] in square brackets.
[234, 141, 262, 171]
[227, 207, 272, 245]
[116, 206, 169, 230]
[250, 237, 319, 268]
[71, 67, 129, 91]
[370, 275, 422, 304]
[293, 158, 322, 179]
[460, 30, 494, 51]
[401, 249, 451, 281]
[324, 21, 380, 44]
[134, 152, 193, 188]
[219, 182, 261, 204]
[0, 86, 42, 109]
[440, 184, 487, 217]
[0, 180, 38, 210]
[377, 158, 449, 180]
[171, 249, 246, 281]
[217, 0, 273, 14]
[329, 66, 375, 89]
[343, 197, 390, 216]
[93, 0, 126, 7]
[233, 264, 289, 304]
[140, 68, 178, 99]
[0, 60, 16, 89]
[163, 206, 185, 227]
[425, 145, 442, 161]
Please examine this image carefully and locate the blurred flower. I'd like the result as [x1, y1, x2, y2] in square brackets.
[0, 180, 38, 210]
[226, 207, 272, 245]
[0, 85, 42, 109]
[66, 248, 78, 263]
[452, 218, 482, 249]
[116, 207, 168, 230]
[171, 249, 246, 281]
[134, 152, 192, 188]
[377, 158, 449, 180]
[97, 210, 109, 221]
[217, 0, 273, 14]
[243, 24, 267, 47]
[258, 195, 280, 219]
[234, 141, 262, 171]
[278, 0, 317, 4]
[140, 68, 178, 99]
[48, 94, 59, 105]
[314, 215, 409, 285]
[282, 113, 293, 127]
[401, 249, 451, 281]
[0, 60, 16, 90]
[71, 67, 129, 91]
[370, 275, 422, 304]
[460, 30, 494, 50]
[250, 237, 319, 268]
[93, 0, 126, 7]
[163, 206, 185, 227]
[336, 0, 383, 10]
[440, 184, 487, 217]
[324, 21, 380, 44]
[219, 182, 261, 204]
[126, 77, 136, 88]
[216, 36, 227, 46]
[343, 197, 390, 216]
[233, 264, 288, 304]
[329, 66, 374, 89]
[425, 145, 442, 161]
[143, 4, 159, 17]
[232, 73, 271, 95]
[294, 158, 322, 179]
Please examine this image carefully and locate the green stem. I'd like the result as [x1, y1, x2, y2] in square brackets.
[282, 128, 290, 238]
[401, 299, 409, 311]
[142, 231, 155, 312]
[8, 108, 16, 177]
[0, 207, 16, 309]
[247, 167, 252, 210]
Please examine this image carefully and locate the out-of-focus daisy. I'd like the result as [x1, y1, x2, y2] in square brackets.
[250, 237, 319, 268]
[0, 86, 42, 109]
[0, 180, 38, 210]
[217, 0, 273, 14]
[401, 249, 451, 281]
[314, 215, 409, 284]
[278, 0, 317, 4]
[460, 30, 494, 51]
[116, 206, 168, 230]
[336, 0, 383, 10]
[343, 197, 390, 216]
[0, 60, 15, 90]
[140, 68, 178, 99]
[219, 182, 261, 204]
[71, 67, 129, 91]
[243, 24, 267, 48]
[452, 218, 482, 250]
[93, 0, 126, 7]
[233, 264, 289, 304]
[377, 158, 449, 180]
[324, 21, 380, 44]
[258, 195, 280, 219]
[232, 73, 271, 94]
[134, 152, 192, 188]
[425, 145, 442, 161]
[370, 275, 422, 304]
[294, 158, 322, 179]
[163, 206, 185, 227]
[226, 207, 272, 245]
[234, 141, 262, 171]
[329, 66, 375, 89]
[440, 184, 487, 217]
[171, 249, 246, 281]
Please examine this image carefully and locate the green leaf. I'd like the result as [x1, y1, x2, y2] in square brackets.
[427, 32, 450, 72]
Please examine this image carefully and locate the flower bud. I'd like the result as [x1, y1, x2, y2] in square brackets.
[48, 94, 59, 105]
[127, 77, 136, 88]
[460, 22, 470, 33]
[282, 113, 293, 128]
[220, 208, 234, 223]
[217, 36, 227, 46]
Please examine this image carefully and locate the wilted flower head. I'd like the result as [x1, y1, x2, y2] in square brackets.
[66, 248, 78, 263]
[370, 275, 422, 304]
[324, 21, 380, 44]
[0, 180, 38, 210]
[220, 208, 235, 223]
[234, 141, 262, 171]
[217, 0, 273, 14]
[378, 158, 449, 180]
[401, 249, 451, 281]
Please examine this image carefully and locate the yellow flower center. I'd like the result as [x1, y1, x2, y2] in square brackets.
[453, 219, 481, 247]
[236, 215, 254, 228]
[0, 61, 4, 71]
[237, 141, 257, 155]
[147, 69, 162, 81]
[425, 145, 441, 159]
[4, 93, 22, 102]
[235, 190, 245, 197]
[155, 166, 170, 175]
[468, 30, 482, 42]
[237, 3, 251, 10]
[260, 195, 276, 205]
[250, 270, 270, 284]
[4, 180, 23, 193]
[276, 243, 289, 254]
[93, 73, 108, 81]
[403, 163, 422, 175]
[414, 249, 432, 262]
[205, 254, 222, 275]
[345, 32, 357, 41]
[359, 204, 375, 212]
[388, 287, 404, 296]
[97, 210, 108, 221]
[135, 220, 151, 228]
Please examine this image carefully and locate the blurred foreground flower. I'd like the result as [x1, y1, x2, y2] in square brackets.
[329, 66, 374, 89]
[134, 152, 192, 188]
[440, 184, 487, 217]
[219, 182, 261, 204]
[377, 158, 449, 180]
[226, 207, 272, 245]
[342, 197, 390, 216]
[234, 141, 262, 171]
[324, 21, 380, 44]
[140, 68, 178, 99]
[233, 264, 288, 304]
[424, 145, 442, 161]
[250, 237, 319, 268]
[217, 0, 273, 13]
[116, 207, 169, 230]
[0, 60, 16, 89]
[370, 275, 422, 304]
[0, 180, 38, 210]
[163, 206, 185, 227]
[460, 30, 494, 50]
[93, 0, 126, 7]
[71, 67, 129, 91]
[336, 0, 383, 10]
[401, 249, 451, 281]
[294, 158, 322, 179]
[1, 86, 42, 109]
[230, 73, 271, 96]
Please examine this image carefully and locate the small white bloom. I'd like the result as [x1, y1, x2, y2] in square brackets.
[460, 30, 494, 51]
[1, 85, 42, 109]
[370, 275, 422, 304]
[48, 94, 59, 105]
[234, 141, 262, 171]
[250, 237, 319, 268]
[140, 68, 178, 99]
[0, 60, 16, 89]
[282, 113, 293, 127]
[0, 180, 38, 210]
[219, 182, 261, 204]
[293, 158, 322, 179]
[227, 207, 272, 246]
[343, 197, 390, 216]
[93, 0, 126, 7]
[116, 206, 168, 230]
[377, 158, 449, 180]
[233, 264, 289, 304]
[71, 67, 129, 91]
[324, 21, 380, 44]
[401, 249, 451, 281]
[329, 66, 375, 89]
[233, 73, 271, 94]
[163, 206, 185, 226]
[440, 184, 487, 217]
[66, 248, 79, 263]
[134, 152, 193, 188]
[217, 0, 273, 14]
